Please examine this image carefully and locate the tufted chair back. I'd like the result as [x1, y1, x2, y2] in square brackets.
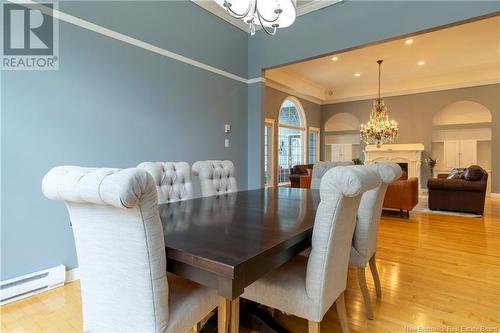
[310, 161, 354, 190]
[42, 166, 169, 333]
[350, 163, 402, 267]
[306, 165, 380, 321]
[192, 160, 237, 197]
[137, 162, 193, 204]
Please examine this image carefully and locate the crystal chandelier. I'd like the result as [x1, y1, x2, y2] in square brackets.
[214, 0, 296, 36]
[360, 60, 399, 148]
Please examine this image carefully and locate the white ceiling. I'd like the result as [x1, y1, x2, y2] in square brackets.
[265, 15, 500, 104]
[192, 0, 342, 32]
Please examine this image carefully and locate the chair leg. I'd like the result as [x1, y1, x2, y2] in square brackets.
[357, 267, 374, 320]
[369, 255, 382, 299]
[308, 320, 320, 333]
[335, 292, 351, 333]
[230, 297, 240, 333]
[218, 297, 230, 333]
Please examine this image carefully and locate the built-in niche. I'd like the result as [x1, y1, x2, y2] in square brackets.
[431, 100, 492, 193]
[323, 113, 361, 162]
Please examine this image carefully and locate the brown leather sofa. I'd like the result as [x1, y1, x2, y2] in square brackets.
[427, 166, 488, 215]
[383, 173, 419, 215]
[290, 164, 313, 188]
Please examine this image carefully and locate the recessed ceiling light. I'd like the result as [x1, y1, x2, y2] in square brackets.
[331, 56, 339, 61]
[418, 61, 425, 66]
[354, 73, 361, 77]
[405, 39, 414, 45]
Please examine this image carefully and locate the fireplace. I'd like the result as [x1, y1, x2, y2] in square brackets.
[397, 162, 408, 174]
[364, 143, 424, 181]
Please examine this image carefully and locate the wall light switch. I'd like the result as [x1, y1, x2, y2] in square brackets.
[224, 124, 231, 134]
[225, 138, 230, 148]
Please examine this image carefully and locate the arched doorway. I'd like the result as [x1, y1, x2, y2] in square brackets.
[277, 97, 307, 185]
[430, 100, 492, 193]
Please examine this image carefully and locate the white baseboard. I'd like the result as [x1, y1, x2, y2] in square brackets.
[65, 268, 80, 282]
[490, 193, 500, 198]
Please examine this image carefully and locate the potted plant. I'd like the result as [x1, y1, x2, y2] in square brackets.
[352, 158, 363, 165]
[424, 157, 438, 178]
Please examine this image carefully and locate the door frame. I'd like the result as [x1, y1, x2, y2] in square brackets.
[264, 118, 275, 187]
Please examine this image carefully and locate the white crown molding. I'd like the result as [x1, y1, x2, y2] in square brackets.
[191, 0, 343, 33]
[266, 79, 324, 105]
[191, 0, 250, 32]
[270, 76, 500, 105]
[266, 69, 327, 102]
[322, 78, 500, 104]
[296, 0, 343, 16]
[8, 0, 264, 85]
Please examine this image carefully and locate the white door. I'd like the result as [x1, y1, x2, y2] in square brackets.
[459, 140, 477, 167]
[331, 144, 342, 161]
[331, 144, 352, 162]
[444, 140, 460, 169]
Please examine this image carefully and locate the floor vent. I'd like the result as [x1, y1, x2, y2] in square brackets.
[0, 265, 65, 305]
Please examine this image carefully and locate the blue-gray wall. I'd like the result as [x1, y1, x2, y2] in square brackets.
[246, 1, 500, 188]
[1, 1, 248, 280]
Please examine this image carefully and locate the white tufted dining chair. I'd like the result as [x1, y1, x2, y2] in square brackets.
[42, 166, 220, 333]
[137, 162, 194, 204]
[310, 161, 353, 190]
[242, 166, 381, 333]
[350, 163, 402, 320]
[192, 160, 237, 197]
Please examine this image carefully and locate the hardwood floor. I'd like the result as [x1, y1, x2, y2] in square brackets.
[2, 198, 499, 333]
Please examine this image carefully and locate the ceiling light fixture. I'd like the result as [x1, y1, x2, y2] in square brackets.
[331, 56, 339, 61]
[354, 73, 361, 77]
[360, 60, 399, 148]
[418, 61, 425, 66]
[405, 39, 414, 45]
[215, 0, 296, 36]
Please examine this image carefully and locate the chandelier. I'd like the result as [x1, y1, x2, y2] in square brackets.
[360, 60, 399, 148]
[214, 0, 296, 36]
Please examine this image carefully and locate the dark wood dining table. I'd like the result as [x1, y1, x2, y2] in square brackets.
[159, 187, 320, 333]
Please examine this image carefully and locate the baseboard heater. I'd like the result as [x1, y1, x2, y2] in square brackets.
[0, 265, 66, 305]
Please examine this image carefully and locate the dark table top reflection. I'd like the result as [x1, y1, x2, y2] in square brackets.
[159, 187, 320, 298]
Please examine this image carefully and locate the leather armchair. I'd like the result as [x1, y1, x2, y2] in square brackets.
[289, 164, 314, 188]
[383, 176, 419, 215]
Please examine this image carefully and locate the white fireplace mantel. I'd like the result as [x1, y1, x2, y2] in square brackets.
[364, 144, 425, 180]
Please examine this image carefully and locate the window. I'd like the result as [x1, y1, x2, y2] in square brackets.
[309, 127, 320, 163]
[277, 97, 306, 185]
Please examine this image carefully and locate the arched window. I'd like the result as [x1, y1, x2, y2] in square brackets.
[277, 97, 307, 185]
